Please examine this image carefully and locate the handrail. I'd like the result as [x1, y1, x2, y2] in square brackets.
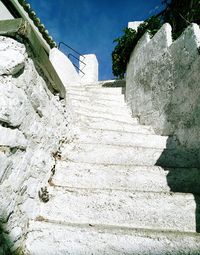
[58, 41, 86, 76]
[68, 53, 86, 66]
[58, 42, 85, 59]
[71, 63, 85, 75]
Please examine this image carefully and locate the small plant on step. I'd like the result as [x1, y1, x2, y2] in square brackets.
[38, 187, 49, 203]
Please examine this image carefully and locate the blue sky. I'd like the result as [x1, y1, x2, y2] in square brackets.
[28, 0, 163, 80]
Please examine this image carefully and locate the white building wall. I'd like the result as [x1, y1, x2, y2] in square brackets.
[0, 1, 14, 20]
[80, 54, 98, 84]
[49, 48, 81, 87]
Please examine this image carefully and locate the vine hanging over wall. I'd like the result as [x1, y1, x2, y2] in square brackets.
[112, 16, 162, 79]
[112, 0, 200, 79]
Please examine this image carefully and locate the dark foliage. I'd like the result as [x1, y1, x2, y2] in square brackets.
[112, 16, 162, 78]
[112, 0, 200, 78]
[162, 0, 200, 38]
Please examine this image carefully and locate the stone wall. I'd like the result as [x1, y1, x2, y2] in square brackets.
[126, 23, 200, 150]
[0, 36, 73, 252]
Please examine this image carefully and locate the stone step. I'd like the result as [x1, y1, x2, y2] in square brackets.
[73, 104, 132, 118]
[62, 143, 198, 168]
[76, 128, 168, 149]
[70, 100, 131, 115]
[73, 107, 136, 123]
[75, 125, 154, 136]
[76, 116, 154, 133]
[69, 79, 125, 88]
[68, 93, 125, 102]
[38, 187, 199, 232]
[69, 97, 127, 107]
[74, 111, 138, 125]
[25, 220, 200, 255]
[67, 87, 124, 95]
[51, 161, 200, 194]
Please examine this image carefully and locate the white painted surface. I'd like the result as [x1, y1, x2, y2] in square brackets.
[52, 161, 200, 193]
[1, 34, 199, 254]
[39, 186, 196, 232]
[0, 36, 73, 252]
[0, 2, 14, 20]
[126, 23, 200, 149]
[0, 126, 27, 149]
[80, 54, 98, 83]
[0, 49, 25, 75]
[128, 21, 143, 31]
[26, 221, 200, 255]
[49, 48, 81, 87]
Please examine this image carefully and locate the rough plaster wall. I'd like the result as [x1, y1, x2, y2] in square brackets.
[126, 23, 200, 149]
[0, 36, 73, 252]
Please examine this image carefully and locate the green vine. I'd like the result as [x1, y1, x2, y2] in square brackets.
[112, 16, 162, 79]
[112, 0, 200, 78]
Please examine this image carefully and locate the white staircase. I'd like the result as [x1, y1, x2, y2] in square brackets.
[25, 81, 200, 254]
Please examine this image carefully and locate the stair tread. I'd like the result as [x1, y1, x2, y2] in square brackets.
[76, 118, 154, 134]
[72, 104, 132, 116]
[70, 98, 130, 110]
[74, 110, 136, 124]
[68, 93, 125, 102]
[67, 87, 124, 95]
[38, 186, 198, 232]
[25, 220, 200, 255]
[69, 97, 127, 107]
[51, 161, 200, 193]
[75, 113, 138, 126]
[61, 142, 198, 168]
[75, 127, 169, 149]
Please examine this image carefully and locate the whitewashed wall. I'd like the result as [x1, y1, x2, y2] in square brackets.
[49, 48, 81, 86]
[0, 2, 14, 20]
[126, 23, 200, 149]
[49, 49, 99, 87]
[80, 54, 98, 84]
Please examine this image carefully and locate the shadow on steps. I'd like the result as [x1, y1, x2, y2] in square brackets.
[156, 137, 200, 233]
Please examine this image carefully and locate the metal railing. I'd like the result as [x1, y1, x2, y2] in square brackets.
[58, 42, 86, 76]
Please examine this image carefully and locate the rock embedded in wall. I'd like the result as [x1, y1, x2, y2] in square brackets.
[0, 36, 73, 252]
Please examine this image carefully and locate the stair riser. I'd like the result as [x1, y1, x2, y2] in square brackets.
[26, 221, 200, 255]
[62, 143, 198, 168]
[74, 110, 136, 124]
[67, 87, 124, 95]
[69, 98, 127, 107]
[52, 162, 170, 191]
[70, 101, 131, 115]
[63, 143, 162, 166]
[77, 129, 168, 149]
[53, 164, 200, 193]
[39, 188, 198, 232]
[75, 114, 138, 126]
[68, 94, 125, 102]
[77, 119, 153, 134]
